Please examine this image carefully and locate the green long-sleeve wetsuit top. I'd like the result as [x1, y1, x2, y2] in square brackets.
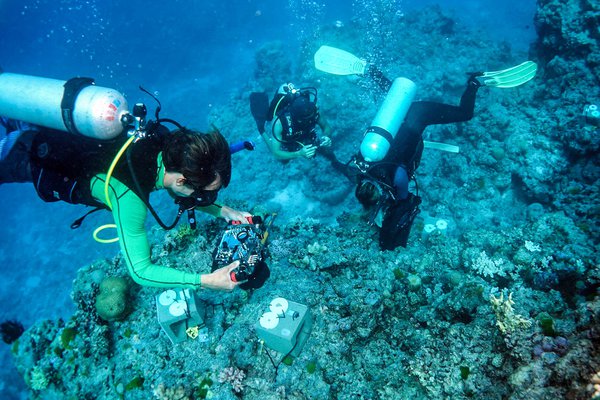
[89, 153, 221, 289]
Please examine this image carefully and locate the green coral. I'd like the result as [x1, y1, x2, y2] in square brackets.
[282, 355, 294, 366]
[30, 366, 49, 391]
[460, 366, 470, 380]
[195, 377, 213, 399]
[392, 268, 404, 280]
[95, 276, 130, 321]
[125, 376, 145, 391]
[123, 327, 133, 338]
[61, 327, 77, 349]
[537, 312, 556, 336]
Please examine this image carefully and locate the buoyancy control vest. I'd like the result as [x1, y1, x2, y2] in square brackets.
[268, 84, 320, 151]
[277, 110, 318, 151]
[354, 134, 425, 198]
[30, 128, 164, 206]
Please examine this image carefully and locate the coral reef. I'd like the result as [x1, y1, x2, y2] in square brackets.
[10, 207, 599, 399]
[9, 3, 600, 399]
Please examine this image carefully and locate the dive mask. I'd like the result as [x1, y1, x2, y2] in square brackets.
[190, 188, 219, 207]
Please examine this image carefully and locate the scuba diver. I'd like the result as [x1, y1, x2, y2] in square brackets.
[314, 46, 537, 250]
[0, 73, 252, 292]
[352, 73, 480, 250]
[249, 83, 336, 161]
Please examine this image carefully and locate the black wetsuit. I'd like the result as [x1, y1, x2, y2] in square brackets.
[354, 68, 481, 250]
[0, 122, 163, 207]
[276, 108, 319, 152]
[360, 78, 479, 200]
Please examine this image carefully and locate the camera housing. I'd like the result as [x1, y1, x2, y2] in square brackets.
[212, 216, 271, 290]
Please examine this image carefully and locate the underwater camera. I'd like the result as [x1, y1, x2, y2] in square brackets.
[211, 215, 275, 290]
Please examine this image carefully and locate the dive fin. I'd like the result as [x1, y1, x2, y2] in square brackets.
[423, 140, 459, 153]
[314, 45, 368, 76]
[249, 92, 270, 134]
[479, 61, 537, 88]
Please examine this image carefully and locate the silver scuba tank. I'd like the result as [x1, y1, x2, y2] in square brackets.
[0, 71, 129, 139]
[360, 77, 417, 162]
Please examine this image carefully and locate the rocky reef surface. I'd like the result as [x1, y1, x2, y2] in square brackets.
[10, 1, 599, 399]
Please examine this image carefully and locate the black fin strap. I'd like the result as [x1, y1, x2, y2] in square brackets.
[71, 207, 103, 229]
[61, 77, 95, 135]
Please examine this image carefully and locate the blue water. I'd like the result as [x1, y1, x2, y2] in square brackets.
[0, 0, 535, 397]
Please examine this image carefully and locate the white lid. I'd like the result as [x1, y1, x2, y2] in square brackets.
[259, 311, 280, 329]
[158, 289, 177, 306]
[269, 297, 289, 315]
[168, 301, 187, 317]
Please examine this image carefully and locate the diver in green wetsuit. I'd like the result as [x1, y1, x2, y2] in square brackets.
[250, 83, 336, 161]
[0, 118, 249, 291]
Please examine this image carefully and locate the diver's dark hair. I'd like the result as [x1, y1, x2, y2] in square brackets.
[162, 127, 231, 190]
[355, 180, 380, 207]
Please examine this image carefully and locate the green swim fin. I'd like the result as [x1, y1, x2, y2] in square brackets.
[478, 61, 537, 88]
[314, 45, 368, 76]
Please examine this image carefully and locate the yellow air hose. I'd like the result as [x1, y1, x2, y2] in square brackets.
[93, 224, 119, 244]
[94, 134, 136, 243]
[104, 135, 136, 210]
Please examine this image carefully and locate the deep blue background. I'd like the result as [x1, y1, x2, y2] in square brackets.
[0, 0, 535, 397]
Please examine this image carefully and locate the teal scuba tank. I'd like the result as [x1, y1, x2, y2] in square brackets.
[0, 71, 129, 139]
[360, 77, 417, 162]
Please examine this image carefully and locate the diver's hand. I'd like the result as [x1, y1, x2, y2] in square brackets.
[320, 136, 332, 147]
[220, 205, 252, 222]
[299, 144, 318, 159]
[200, 261, 241, 291]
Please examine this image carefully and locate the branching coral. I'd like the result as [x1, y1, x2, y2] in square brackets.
[490, 292, 532, 335]
[218, 366, 246, 393]
[29, 366, 48, 391]
[471, 251, 511, 278]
